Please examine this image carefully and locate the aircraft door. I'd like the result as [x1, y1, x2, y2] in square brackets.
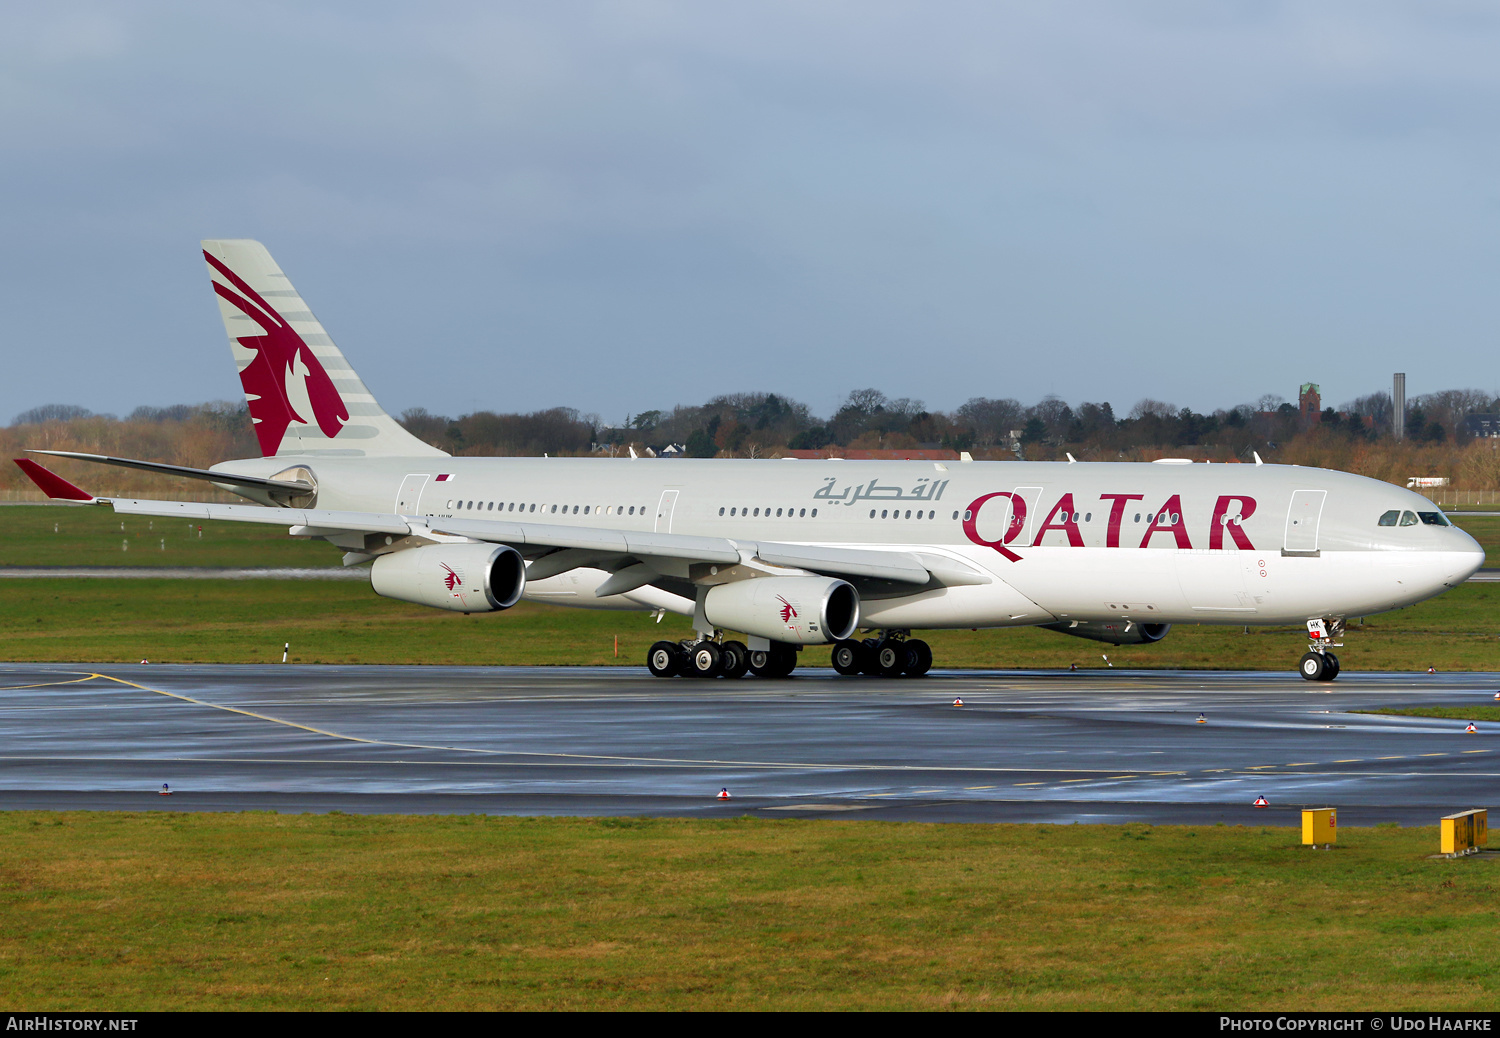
[1010, 486, 1044, 544]
[395, 474, 429, 515]
[1283, 490, 1327, 555]
[655, 489, 680, 533]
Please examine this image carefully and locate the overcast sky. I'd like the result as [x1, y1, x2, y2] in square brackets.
[4, 1, 1499, 427]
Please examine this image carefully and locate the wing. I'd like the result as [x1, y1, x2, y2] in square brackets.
[16, 459, 991, 596]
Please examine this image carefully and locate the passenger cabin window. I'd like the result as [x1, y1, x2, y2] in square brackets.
[1418, 512, 1450, 527]
[1378, 510, 1399, 527]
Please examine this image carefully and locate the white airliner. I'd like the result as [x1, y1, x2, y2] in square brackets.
[17, 240, 1484, 682]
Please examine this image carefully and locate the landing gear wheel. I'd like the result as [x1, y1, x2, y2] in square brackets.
[750, 645, 798, 678]
[831, 640, 864, 676]
[648, 641, 682, 678]
[719, 640, 749, 679]
[1298, 652, 1329, 682]
[874, 641, 905, 677]
[859, 638, 883, 676]
[687, 641, 722, 678]
[901, 639, 933, 677]
[1321, 652, 1340, 681]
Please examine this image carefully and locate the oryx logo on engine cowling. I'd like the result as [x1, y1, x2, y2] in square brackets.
[441, 563, 461, 593]
[777, 595, 797, 624]
[205, 250, 349, 457]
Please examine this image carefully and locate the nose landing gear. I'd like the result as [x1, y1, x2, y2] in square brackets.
[1298, 618, 1343, 682]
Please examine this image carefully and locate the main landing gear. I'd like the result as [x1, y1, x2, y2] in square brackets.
[1298, 618, 1343, 682]
[647, 637, 795, 679]
[831, 631, 933, 678]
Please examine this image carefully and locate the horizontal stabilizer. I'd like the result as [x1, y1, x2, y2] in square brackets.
[27, 450, 313, 495]
[13, 458, 96, 502]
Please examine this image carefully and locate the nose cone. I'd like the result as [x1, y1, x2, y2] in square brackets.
[1439, 528, 1487, 588]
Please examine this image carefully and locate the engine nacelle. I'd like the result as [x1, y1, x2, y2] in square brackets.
[1041, 620, 1171, 646]
[703, 576, 859, 645]
[370, 543, 525, 613]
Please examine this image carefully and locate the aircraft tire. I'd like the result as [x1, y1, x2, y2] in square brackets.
[720, 640, 750, 679]
[648, 641, 682, 678]
[687, 641, 722, 678]
[874, 642, 905, 677]
[859, 638, 883, 676]
[831, 639, 863, 676]
[901, 639, 933, 677]
[1298, 652, 1328, 681]
[1321, 652, 1340, 681]
[769, 644, 798, 678]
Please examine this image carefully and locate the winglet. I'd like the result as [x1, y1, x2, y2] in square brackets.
[13, 458, 98, 502]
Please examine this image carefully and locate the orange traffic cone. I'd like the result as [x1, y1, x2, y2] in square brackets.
[953, 698, 964, 707]
[1466, 722, 1478, 733]
[1253, 795, 1269, 808]
[717, 788, 731, 800]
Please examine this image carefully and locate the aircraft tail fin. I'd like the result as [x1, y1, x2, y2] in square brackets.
[202, 239, 447, 459]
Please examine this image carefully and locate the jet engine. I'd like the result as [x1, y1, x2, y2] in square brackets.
[703, 577, 859, 645]
[1041, 620, 1171, 645]
[370, 542, 525, 613]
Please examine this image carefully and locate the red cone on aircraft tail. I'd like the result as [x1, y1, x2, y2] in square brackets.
[1253, 795, 1269, 808]
[717, 788, 731, 800]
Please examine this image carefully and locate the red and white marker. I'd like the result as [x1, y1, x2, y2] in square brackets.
[717, 788, 731, 800]
[1253, 795, 1269, 808]
[953, 698, 964, 707]
[1466, 722, 1478, 733]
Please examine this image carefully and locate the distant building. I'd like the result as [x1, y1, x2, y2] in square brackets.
[1464, 414, 1500, 439]
[1299, 383, 1321, 427]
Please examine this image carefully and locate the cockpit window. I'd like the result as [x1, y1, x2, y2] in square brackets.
[1378, 510, 1399, 527]
[1417, 512, 1450, 527]
[1399, 511, 1419, 527]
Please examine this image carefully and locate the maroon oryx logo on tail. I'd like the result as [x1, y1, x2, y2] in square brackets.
[205, 250, 349, 456]
[777, 595, 797, 624]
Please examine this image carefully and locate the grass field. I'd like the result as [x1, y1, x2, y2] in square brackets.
[1358, 706, 1500, 722]
[0, 578, 1498, 671]
[0, 812, 1495, 1011]
[0, 503, 337, 568]
[0, 506, 1497, 671]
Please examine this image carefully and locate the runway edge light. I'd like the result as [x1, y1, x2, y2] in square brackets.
[717, 788, 731, 800]
[1253, 795, 1269, 808]
[1302, 807, 1336, 848]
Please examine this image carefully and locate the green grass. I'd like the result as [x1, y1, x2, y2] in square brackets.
[0, 813, 1494, 1010]
[1355, 707, 1500, 722]
[0, 504, 337, 568]
[0, 506, 1496, 670]
[0, 578, 1498, 670]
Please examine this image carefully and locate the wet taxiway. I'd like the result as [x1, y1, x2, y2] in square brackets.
[0, 663, 1495, 825]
